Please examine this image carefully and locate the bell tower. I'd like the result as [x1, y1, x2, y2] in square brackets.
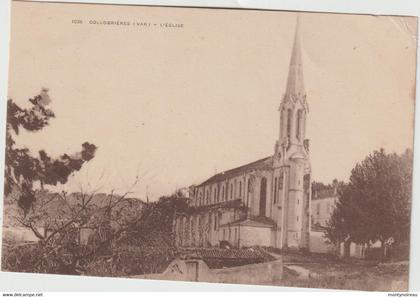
[274, 16, 311, 250]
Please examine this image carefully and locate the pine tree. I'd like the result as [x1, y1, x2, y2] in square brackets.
[4, 89, 97, 212]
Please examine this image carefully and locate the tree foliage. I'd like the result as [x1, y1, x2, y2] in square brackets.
[2, 188, 189, 276]
[325, 148, 413, 256]
[82, 190, 189, 276]
[115, 190, 189, 252]
[4, 89, 97, 212]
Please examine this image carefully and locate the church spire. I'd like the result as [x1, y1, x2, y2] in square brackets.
[277, 16, 308, 149]
[285, 16, 305, 99]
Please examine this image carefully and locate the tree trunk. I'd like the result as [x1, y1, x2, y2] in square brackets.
[380, 239, 387, 260]
[344, 240, 351, 258]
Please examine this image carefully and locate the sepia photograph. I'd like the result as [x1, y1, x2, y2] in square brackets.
[1, 0, 418, 292]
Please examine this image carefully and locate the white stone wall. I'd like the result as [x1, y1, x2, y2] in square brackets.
[239, 225, 273, 247]
[311, 197, 337, 227]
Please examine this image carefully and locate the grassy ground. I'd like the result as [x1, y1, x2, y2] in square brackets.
[276, 252, 409, 291]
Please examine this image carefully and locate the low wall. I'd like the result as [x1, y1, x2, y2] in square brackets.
[309, 231, 335, 254]
[209, 258, 283, 285]
[3, 226, 41, 243]
[133, 257, 283, 285]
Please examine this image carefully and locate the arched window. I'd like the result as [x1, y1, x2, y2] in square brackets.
[287, 109, 292, 138]
[197, 216, 202, 246]
[279, 173, 284, 190]
[214, 213, 220, 231]
[259, 178, 267, 216]
[213, 186, 217, 203]
[296, 109, 302, 140]
[221, 185, 225, 201]
[304, 174, 311, 205]
[273, 177, 278, 204]
[190, 218, 195, 245]
[246, 178, 252, 207]
[179, 218, 185, 246]
[280, 110, 284, 137]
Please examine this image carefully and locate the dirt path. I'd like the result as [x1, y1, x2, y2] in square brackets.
[279, 260, 409, 291]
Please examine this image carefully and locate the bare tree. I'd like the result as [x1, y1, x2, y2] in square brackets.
[4, 175, 147, 275]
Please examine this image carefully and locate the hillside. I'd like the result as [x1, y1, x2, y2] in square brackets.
[2, 190, 145, 228]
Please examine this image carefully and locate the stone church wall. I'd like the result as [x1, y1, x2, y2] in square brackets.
[239, 225, 273, 247]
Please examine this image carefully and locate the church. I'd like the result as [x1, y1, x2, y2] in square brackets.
[173, 20, 312, 250]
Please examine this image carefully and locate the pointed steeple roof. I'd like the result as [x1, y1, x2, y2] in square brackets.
[285, 16, 305, 99]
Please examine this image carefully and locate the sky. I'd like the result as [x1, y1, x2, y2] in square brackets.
[7, 2, 417, 201]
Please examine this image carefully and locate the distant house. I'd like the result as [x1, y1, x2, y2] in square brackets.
[311, 186, 338, 228]
[309, 183, 380, 258]
[309, 183, 338, 254]
[78, 197, 144, 245]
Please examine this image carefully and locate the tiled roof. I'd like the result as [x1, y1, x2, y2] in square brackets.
[179, 247, 268, 259]
[199, 156, 272, 187]
[220, 216, 277, 228]
[176, 199, 245, 216]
